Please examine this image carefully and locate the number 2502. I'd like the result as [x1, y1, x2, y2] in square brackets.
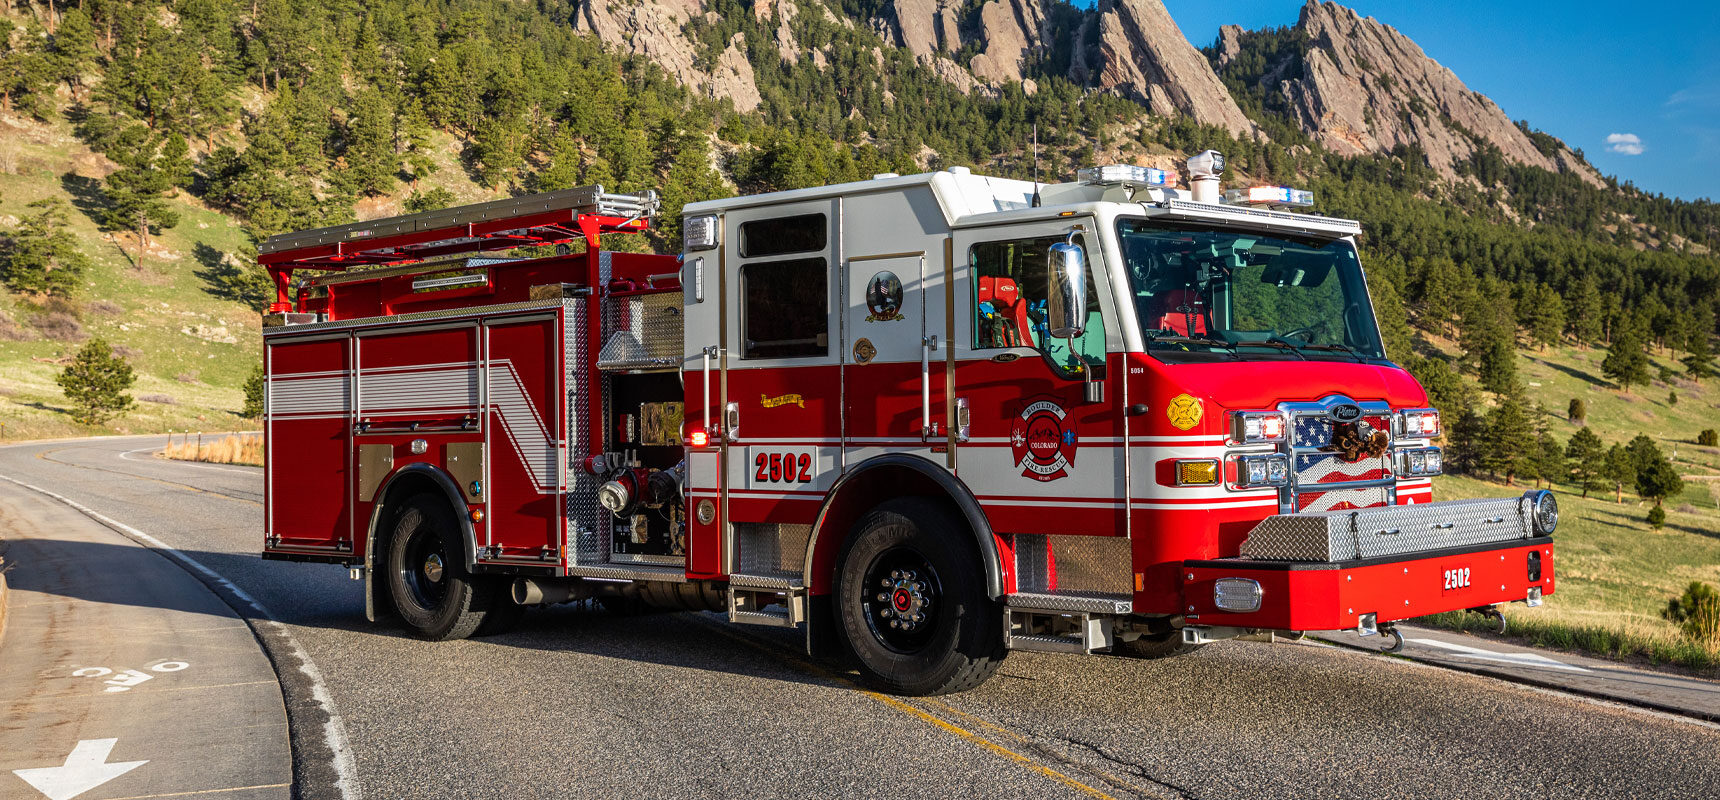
[756, 453, 812, 483]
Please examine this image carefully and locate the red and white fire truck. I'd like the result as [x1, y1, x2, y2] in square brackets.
[259, 152, 1557, 695]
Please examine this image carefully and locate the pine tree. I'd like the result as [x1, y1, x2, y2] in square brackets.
[0, 18, 54, 118]
[1568, 397, 1585, 422]
[47, 8, 97, 98]
[1369, 271, 1415, 361]
[1636, 456, 1685, 508]
[1605, 443, 1635, 503]
[340, 89, 397, 197]
[535, 130, 583, 191]
[1523, 283, 1565, 351]
[1, 199, 91, 296]
[242, 363, 265, 419]
[1567, 278, 1604, 348]
[56, 338, 136, 425]
[1408, 357, 1473, 415]
[1602, 318, 1651, 393]
[1483, 392, 1536, 484]
[1533, 428, 1564, 489]
[398, 98, 439, 188]
[1685, 308, 1716, 380]
[102, 125, 181, 264]
[1445, 403, 1487, 475]
[1565, 426, 1607, 498]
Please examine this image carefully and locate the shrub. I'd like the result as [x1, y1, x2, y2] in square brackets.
[1665, 582, 1720, 652]
[139, 393, 176, 404]
[242, 363, 265, 418]
[1567, 397, 1585, 422]
[56, 338, 137, 425]
[1699, 429, 1718, 447]
[32, 311, 86, 342]
[1647, 505, 1666, 529]
[1668, 389, 1678, 406]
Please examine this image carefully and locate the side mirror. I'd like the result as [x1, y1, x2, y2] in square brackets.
[1046, 234, 1086, 339]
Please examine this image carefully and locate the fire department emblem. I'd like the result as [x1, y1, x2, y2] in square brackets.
[864, 271, 905, 322]
[1166, 393, 1203, 431]
[1010, 397, 1078, 482]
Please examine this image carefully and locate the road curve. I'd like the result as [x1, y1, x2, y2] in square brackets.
[3, 435, 1719, 800]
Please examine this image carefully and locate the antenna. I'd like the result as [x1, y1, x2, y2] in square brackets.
[1031, 123, 1042, 208]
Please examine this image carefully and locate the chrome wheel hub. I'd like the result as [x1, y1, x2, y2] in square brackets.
[876, 569, 931, 631]
[423, 553, 444, 583]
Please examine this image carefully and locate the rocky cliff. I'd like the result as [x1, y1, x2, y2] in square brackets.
[1274, 2, 1600, 185]
[575, 0, 1602, 186]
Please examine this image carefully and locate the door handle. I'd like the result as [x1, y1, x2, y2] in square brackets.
[954, 397, 970, 443]
[725, 402, 740, 442]
[921, 335, 937, 440]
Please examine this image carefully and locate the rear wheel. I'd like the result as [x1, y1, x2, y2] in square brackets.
[836, 498, 1004, 695]
[386, 495, 494, 640]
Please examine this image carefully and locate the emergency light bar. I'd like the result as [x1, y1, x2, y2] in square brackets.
[1079, 164, 1172, 189]
[1225, 186, 1315, 208]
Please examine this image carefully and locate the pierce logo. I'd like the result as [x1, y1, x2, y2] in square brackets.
[1010, 397, 1078, 482]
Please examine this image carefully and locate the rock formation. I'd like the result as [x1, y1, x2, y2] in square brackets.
[1278, 1, 1600, 185]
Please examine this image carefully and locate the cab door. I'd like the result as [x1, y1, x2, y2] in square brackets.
[949, 220, 1127, 539]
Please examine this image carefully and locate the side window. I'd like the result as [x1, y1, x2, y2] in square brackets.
[970, 234, 1105, 378]
[740, 214, 827, 258]
[741, 257, 828, 359]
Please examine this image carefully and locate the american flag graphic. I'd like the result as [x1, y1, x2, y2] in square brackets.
[1292, 414, 1392, 513]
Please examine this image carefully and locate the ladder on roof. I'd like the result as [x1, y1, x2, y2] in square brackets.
[257, 186, 658, 270]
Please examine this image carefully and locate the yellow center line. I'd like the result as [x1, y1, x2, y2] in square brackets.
[688, 616, 1116, 799]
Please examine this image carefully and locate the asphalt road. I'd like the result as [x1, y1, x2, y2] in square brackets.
[3, 435, 1720, 800]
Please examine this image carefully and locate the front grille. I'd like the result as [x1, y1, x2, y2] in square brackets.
[1281, 400, 1395, 513]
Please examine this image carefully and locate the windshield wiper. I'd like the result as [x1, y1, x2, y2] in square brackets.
[1143, 332, 1240, 359]
[1283, 340, 1371, 363]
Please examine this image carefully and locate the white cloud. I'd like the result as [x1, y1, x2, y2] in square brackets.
[1606, 133, 1644, 155]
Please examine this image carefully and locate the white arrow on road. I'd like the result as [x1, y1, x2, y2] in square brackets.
[11, 739, 147, 800]
[1408, 638, 1592, 673]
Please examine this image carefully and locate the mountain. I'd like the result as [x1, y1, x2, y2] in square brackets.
[1, 0, 1717, 447]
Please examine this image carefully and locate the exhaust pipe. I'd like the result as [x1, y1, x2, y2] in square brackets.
[512, 578, 584, 606]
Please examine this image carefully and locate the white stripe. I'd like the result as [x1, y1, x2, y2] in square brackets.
[488, 362, 558, 492]
[0, 473, 362, 800]
[1131, 498, 1282, 510]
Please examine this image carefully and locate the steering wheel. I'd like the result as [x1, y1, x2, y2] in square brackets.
[1280, 324, 1323, 343]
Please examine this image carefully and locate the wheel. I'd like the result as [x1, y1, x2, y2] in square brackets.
[1113, 629, 1203, 660]
[836, 498, 1005, 696]
[386, 495, 494, 640]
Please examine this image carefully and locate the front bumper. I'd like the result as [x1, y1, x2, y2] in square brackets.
[1181, 494, 1556, 631]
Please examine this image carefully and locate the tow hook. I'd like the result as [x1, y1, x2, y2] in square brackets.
[1469, 604, 1507, 634]
[1378, 622, 1405, 654]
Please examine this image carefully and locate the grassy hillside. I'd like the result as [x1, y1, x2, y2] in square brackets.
[0, 111, 497, 440]
[1430, 474, 1720, 671]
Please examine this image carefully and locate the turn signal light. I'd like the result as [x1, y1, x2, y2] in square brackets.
[690, 429, 709, 447]
[1176, 459, 1220, 486]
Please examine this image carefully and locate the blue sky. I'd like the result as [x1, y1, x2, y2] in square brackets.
[1153, 1, 1720, 202]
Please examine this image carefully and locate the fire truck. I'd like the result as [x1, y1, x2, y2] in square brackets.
[258, 152, 1557, 695]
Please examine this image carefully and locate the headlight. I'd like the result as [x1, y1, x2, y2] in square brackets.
[1231, 411, 1287, 444]
[1396, 446, 1443, 477]
[1399, 408, 1441, 437]
[1213, 578, 1262, 612]
[1526, 490, 1558, 535]
[1235, 454, 1291, 488]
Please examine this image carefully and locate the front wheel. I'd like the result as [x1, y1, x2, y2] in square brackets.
[836, 498, 1004, 695]
[386, 495, 495, 641]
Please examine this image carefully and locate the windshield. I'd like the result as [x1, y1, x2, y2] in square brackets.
[1115, 219, 1387, 364]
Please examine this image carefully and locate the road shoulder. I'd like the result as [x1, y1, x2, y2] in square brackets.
[0, 482, 292, 800]
[1318, 624, 1720, 723]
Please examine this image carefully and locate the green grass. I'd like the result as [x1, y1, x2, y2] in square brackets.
[1423, 474, 1720, 673]
[0, 113, 495, 441]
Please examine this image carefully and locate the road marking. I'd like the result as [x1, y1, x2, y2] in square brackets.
[687, 616, 1119, 799]
[32, 450, 261, 507]
[1407, 637, 1592, 673]
[0, 473, 360, 800]
[11, 738, 147, 800]
[119, 447, 258, 476]
[71, 660, 192, 692]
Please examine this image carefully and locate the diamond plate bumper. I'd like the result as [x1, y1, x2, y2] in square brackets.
[1239, 494, 1542, 562]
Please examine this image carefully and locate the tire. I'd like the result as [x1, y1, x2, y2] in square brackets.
[836, 498, 1005, 696]
[386, 495, 494, 641]
[1113, 629, 1203, 660]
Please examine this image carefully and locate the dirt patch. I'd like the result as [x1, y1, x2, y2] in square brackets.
[31, 312, 86, 342]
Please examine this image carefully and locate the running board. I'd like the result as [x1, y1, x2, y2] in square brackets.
[1006, 608, 1115, 654]
[727, 581, 807, 628]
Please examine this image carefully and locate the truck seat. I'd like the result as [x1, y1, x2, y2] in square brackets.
[1151, 289, 1207, 336]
